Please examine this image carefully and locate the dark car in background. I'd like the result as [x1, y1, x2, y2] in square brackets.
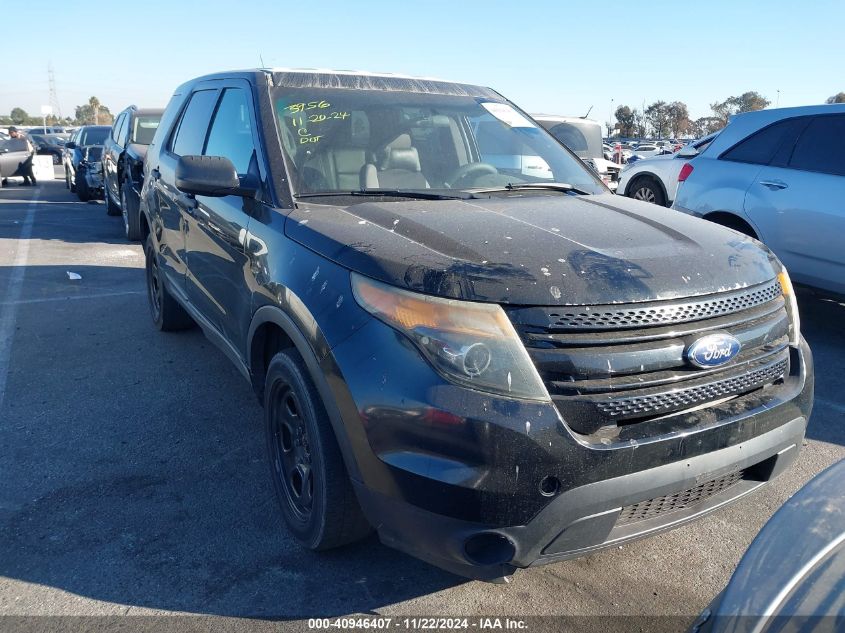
[64, 125, 111, 192]
[103, 105, 163, 239]
[0, 137, 34, 186]
[139, 69, 812, 581]
[74, 145, 105, 202]
[30, 133, 69, 165]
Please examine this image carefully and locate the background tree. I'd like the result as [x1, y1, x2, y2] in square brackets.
[88, 96, 101, 125]
[633, 108, 647, 138]
[614, 105, 635, 137]
[74, 97, 113, 125]
[691, 116, 723, 137]
[10, 107, 29, 125]
[711, 91, 770, 126]
[826, 92, 845, 104]
[645, 100, 669, 138]
[666, 101, 690, 138]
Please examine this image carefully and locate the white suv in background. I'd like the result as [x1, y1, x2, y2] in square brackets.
[617, 132, 719, 206]
[533, 115, 622, 191]
[673, 104, 845, 297]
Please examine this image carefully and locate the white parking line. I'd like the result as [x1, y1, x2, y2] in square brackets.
[0, 189, 38, 413]
[0, 290, 145, 307]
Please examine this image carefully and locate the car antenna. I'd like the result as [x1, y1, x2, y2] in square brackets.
[583, 105, 593, 119]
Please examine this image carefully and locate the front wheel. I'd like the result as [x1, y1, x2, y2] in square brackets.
[122, 178, 143, 241]
[264, 350, 371, 550]
[144, 235, 193, 331]
[76, 173, 91, 202]
[628, 176, 667, 207]
[106, 181, 121, 216]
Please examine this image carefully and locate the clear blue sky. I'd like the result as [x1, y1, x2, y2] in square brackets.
[3, 0, 842, 122]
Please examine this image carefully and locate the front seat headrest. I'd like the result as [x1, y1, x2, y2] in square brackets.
[382, 147, 422, 173]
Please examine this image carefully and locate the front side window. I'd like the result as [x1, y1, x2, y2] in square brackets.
[170, 90, 218, 157]
[789, 115, 845, 176]
[548, 123, 590, 157]
[204, 89, 255, 174]
[272, 88, 604, 196]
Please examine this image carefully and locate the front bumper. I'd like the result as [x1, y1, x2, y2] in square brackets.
[329, 317, 813, 580]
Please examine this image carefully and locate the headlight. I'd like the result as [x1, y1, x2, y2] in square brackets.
[351, 273, 549, 401]
[778, 267, 801, 347]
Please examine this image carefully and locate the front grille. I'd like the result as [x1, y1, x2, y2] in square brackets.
[507, 278, 790, 436]
[596, 358, 788, 420]
[545, 278, 782, 330]
[617, 470, 745, 525]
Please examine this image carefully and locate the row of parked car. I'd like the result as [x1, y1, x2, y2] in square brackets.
[33, 97, 845, 302]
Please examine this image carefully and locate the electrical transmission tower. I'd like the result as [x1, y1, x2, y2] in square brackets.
[48, 63, 62, 120]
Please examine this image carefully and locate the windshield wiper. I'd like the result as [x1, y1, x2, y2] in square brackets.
[295, 189, 474, 201]
[471, 182, 593, 196]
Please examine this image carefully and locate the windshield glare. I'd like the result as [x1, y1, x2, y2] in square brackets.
[272, 89, 604, 197]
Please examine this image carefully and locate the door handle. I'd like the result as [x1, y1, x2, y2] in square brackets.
[150, 168, 161, 181]
[759, 180, 788, 190]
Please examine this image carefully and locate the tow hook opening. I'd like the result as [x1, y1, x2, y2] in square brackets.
[464, 532, 516, 566]
[539, 475, 561, 497]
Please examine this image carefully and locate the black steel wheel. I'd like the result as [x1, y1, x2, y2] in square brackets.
[264, 350, 371, 550]
[144, 234, 193, 331]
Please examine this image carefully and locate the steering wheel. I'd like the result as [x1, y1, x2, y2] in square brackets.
[447, 162, 498, 188]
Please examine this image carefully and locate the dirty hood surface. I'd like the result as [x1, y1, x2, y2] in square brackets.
[286, 193, 778, 306]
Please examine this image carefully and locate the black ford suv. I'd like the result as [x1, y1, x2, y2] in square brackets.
[103, 105, 163, 240]
[139, 69, 813, 581]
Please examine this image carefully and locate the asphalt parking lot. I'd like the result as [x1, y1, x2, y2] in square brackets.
[1, 177, 843, 626]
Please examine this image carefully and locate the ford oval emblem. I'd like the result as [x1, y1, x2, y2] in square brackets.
[686, 333, 742, 368]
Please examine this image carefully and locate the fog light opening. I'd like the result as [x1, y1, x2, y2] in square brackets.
[539, 475, 561, 497]
[463, 532, 516, 566]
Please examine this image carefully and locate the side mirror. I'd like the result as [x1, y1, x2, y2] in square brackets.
[677, 146, 699, 158]
[65, 141, 76, 149]
[175, 155, 258, 198]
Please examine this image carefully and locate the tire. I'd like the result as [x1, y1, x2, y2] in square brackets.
[65, 168, 70, 189]
[628, 176, 667, 207]
[76, 173, 91, 202]
[122, 176, 142, 241]
[68, 168, 76, 193]
[144, 234, 194, 331]
[264, 350, 371, 550]
[106, 174, 122, 215]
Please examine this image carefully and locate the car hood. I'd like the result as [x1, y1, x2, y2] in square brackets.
[286, 193, 779, 306]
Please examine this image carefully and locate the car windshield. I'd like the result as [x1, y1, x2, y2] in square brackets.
[79, 127, 109, 146]
[271, 87, 604, 197]
[132, 115, 161, 145]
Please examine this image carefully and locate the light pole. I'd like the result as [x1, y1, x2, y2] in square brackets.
[608, 98, 614, 138]
[776, 89, 780, 108]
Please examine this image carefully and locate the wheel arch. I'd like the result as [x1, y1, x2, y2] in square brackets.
[625, 171, 669, 202]
[247, 304, 363, 482]
[702, 211, 759, 239]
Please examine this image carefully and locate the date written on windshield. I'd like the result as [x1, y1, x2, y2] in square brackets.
[286, 101, 350, 144]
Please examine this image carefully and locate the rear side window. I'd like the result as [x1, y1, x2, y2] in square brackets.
[203, 88, 255, 174]
[170, 90, 218, 157]
[789, 115, 845, 176]
[117, 115, 130, 146]
[111, 114, 125, 142]
[549, 123, 588, 154]
[720, 118, 806, 166]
